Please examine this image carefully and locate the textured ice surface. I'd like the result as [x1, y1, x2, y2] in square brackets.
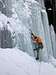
[0, 0, 56, 62]
[49, 25, 56, 58]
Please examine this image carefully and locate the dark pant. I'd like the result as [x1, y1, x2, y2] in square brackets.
[34, 48, 39, 60]
[34, 43, 43, 60]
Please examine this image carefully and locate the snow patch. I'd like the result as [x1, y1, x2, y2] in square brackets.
[0, 48, 56, 75]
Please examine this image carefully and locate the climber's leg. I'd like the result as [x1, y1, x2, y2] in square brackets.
[36, 49, 39, 60]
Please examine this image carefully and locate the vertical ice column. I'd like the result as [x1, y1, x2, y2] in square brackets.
[31, 2, 48, 61]
[41, 10, 53, 59]
[13, 0, 32, 29]
[24, 30, 34, 57]
[49, 25, 56, 58]
[15, 27, 34, 57]
[11, 0, 34, 57]
[8, 16, 34, 57]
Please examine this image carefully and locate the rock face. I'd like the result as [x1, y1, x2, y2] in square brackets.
[0, 26, 13, 48]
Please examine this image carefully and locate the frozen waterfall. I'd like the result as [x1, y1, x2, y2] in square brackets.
[0, 0, 56, 62]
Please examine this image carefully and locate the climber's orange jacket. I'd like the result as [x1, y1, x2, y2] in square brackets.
[31, 33, 43, 45]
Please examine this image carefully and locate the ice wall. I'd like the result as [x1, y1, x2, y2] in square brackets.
[0, 0, 55, 61]
[49, 25, 56, 58]
[30, 2, 48, 61]
[11, 0, 35, 57]
[11, 0, 50, 61]
[8, 15, 34, 57]
[41, 10, 53, 59]
[12, 0, 32, 29]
